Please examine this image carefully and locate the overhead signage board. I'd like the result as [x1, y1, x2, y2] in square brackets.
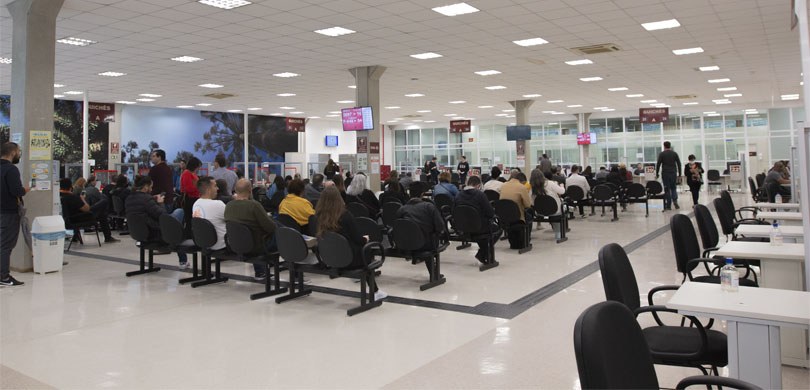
[285, 117, 305, 132]
[639, 107, 669, 123]
[449, 120, 471, 133]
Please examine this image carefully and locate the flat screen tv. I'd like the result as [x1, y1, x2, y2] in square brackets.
[576, 132, 597, 145]
[341, 106, 374, 131]
[325, 135, 338, 147]
[506, 125, 531, 141]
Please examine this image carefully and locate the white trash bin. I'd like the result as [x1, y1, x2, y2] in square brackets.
[32, 215, 66, 274]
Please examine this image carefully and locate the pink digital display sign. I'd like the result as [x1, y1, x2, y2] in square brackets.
[341, 106, 374, 131]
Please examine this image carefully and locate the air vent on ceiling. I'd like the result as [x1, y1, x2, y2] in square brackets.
[526, 58, 546, 66]
[668, 94, 698, 99]
[203, 93, 235, 99]
[569, 43, 621, 55]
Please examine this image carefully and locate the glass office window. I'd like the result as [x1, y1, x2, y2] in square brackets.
[607, 117, 623, 133]
[435, 128, 448, 148]
[395, 130, 407, 145]
[590, 118, 607, 134]
[625, 117, 640, 132]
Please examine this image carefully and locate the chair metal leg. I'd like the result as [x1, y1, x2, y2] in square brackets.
[420, 254, 446, 290]
[180, 252, 206, 284]
[250, 261, 288, 300]
[126, 247, 161, 276]
[191, 255, 228, 287]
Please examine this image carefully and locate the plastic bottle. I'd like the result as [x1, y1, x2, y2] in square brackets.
[770, 221, 784, 246]
[775, 193, 782, 204]
[720, 258, 739, 292]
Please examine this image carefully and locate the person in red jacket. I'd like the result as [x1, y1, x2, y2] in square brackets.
[179, 157, 202, 235]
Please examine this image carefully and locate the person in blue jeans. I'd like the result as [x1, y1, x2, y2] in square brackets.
[655, 141, 682, 211]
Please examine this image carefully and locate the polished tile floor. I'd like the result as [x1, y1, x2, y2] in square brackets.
[1, 192, 808, 389]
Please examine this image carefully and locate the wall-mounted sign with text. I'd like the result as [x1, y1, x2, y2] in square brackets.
[89, 102, 115, 123]
[369, 141, 380, 154]
[285, 117, 306, 132]
[450, 119, 472, 133]
[639, 107, 669, 123]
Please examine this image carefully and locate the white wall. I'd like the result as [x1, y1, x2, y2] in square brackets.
[302, 118, 357, 164]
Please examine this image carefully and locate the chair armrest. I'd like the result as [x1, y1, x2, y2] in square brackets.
[701, 247, 720, 258]
[634, 305, 709, 360]
[676, 375, 762, 390]
[361, 241, 385, 269]
[647, 285, 682, 326]
[686, 257, 723, 274]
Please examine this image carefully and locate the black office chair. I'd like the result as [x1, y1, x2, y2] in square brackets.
[748, 177, 768, 203]
[355, 216, 384, 244]
[533, 195, 568, 243]
[563, 185, 586, 218]
[720, 190, 760, 221]
[391, 218, 447, 290]
[494, 199, 532, 254]
[484, 189, 500, 203]
[125, 214, 165, 277]
[110, 195, 128, 234]
[451, 205, 499, 271]
[63, 208, 101, 251]
[755, 173, 766, 189]
[317, 231, 385, 316]
[624, 182, 649, 217]
[645, 180, 665, 209]
[574, 300, 761, 390]
[590, 184, 618, 221]
[706, 169, 723, 193]
[225, 221, 287, 300]
[346, 201, 371, 218]
[159, 214, 202, 284]
[276, 213, 303, 233]
[433, 193, 454, 218]
[275, 226, 319, 304]
[190, 217, 231, 287]
[713, 198, 768, 241]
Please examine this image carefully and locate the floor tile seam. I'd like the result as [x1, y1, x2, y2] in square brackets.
[0, 363, 57, 390]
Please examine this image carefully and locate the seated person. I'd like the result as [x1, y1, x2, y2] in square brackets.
[345, 173, 381, 217]
[381, 176, 408, 204]
[59, 178, 119, 243]
[500, 172, 532, 222]
[432, 172, 458, 198]
[533, 172, 567, 241]
[124, 175, 188, 266]
[550, 166, 567, 186]
[109, 175, 132, 214]
[315, 186, 386, 300]
[396, 198, 447, 279]
[398, 172, 413, 189]
[304, 173, 324, 207]
[565, 165, 590, 216]
[214, 179, 233, 204]
[594, 166, 608, 181]
[764, 161, 791, 202]
[224, 179, 278, 280]
[83, 175, 103, 206]
[633, 163, 644, 176]
[279, 178, 315, 228]
[483, 166, 504, 193]
[192, 177, 227, 251]
[454, 176, 499, 263]
[606, 166, 624, 187]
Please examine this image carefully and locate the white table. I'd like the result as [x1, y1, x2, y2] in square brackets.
[714, 241, 808, 368]
[757, 211, 802, 223]
[754, 202, 800, 211]
[734, 225, 804, 243]
[668, 282, 810, 390]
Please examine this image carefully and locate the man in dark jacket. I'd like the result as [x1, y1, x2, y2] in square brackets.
[0, 142, 27, 286]
[454, 176, 499, 263]
[655, 141, 682, 211]
[60, 178, 119, 244]
[125, 175, 188, 266]
[304, 173, 324, 207]
[396, 198, 446, 278]
[149, 149, 175, 212]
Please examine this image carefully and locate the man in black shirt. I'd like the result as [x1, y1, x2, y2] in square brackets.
[655, 141, 682, 211]
[59, 178, 119, 243]
[457, 156, 469, 187]
[149, 149, 175, 212]
[454, 176, 499, 263]
[429, 157, 439, 184]
[0, 142, 28, 286]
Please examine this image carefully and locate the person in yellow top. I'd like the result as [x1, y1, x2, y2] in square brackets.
[279, 179, 315, 227]
[500, 171, 532, 222]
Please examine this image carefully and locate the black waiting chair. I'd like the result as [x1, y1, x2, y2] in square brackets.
[189, 217, 232, 287]
[225, 221, 287, 300]
[563, 185, 587, 218]
[484, 189, 500, 203]
[110, 194, 128, 234]
[433, 193, 454, 218]
[623, 182, 649, 217]
[574, 300, 761, 390]
[720, 190, 760, 221]
[755, 173, 766, 188]
[391, 218, 448, 290]
[276, 213, 303, 233]
[159, 214, 202, 284]
[694, 204, 761, 281]
[409, 181, 429, 198]
[346, 201, 371, 218]
[451, 205, 499, 271]
[494, 199, 532, 254]
[706, 169, 723, 193]
[124, 214, 165, 277]
[590, 184, 618, 221]
[533, 195, 568, 243]
[645, 180, 666, 209]
[355, 216, 385, 245]
[63, 208, 101, 251]
[748, 177, 768, 203]
[670, 214, 758, 287]
[713, 198, 768, 241]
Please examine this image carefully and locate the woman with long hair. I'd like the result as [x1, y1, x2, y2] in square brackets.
[346, 172, 380, 216]
[72, 177, 87, 196]
[534, 170, 566, 241]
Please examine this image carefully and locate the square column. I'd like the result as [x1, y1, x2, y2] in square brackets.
[350, 66, 385, 191]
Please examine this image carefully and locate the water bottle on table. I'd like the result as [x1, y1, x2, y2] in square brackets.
[775, 193, 782, 204]
[720, 258, 739, 292]
[770, 221, 783, 246]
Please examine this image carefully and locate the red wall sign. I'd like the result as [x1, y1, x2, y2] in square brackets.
[639, 108, 669, 123]
[450, 120, 471, 133]
[285, 117, 306, 132]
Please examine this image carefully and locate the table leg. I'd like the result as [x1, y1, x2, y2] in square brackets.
[759, 259, 809, 368]
[729, 320, 782, 389]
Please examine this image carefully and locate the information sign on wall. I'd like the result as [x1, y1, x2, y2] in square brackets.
[285, 117, 306, 132]
[639, 108, 669, 123]
[29, 130, 52, 160]
[369, 142, 380, 154]
[516, 140, 526, 156]
[89, 102, 115, 123]
[450, 120, 471, 133]
[356, 136, 368, 153]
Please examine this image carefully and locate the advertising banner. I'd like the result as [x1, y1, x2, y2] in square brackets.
[29, 130, 52, 160]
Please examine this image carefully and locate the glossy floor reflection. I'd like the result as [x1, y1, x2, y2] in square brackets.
[1, 193, 808, 389]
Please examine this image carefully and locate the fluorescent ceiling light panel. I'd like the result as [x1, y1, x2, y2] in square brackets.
[279, 106, 295, 110]
[116, 100, 135, 104]
[699, 66, 720, 71]
[247, 107, 262, 111]
[405, 93, 424, 97]
[551, 112, 565, 115]
[308, 116, 320, 119]
[449, 100, 466, 104]
[53, 84, 65, 88]
[273, 72, 299, 78]
[708, 78, 730, 83]
[135, 98, 155, 102]
[0, 57, 11, 64]
[601, 108, 616, 111]
[640, 99, 657, 103]
[452, 117, 465, 120]
[98, 71, 126, 77]
[432, 2, 479, 16]
[198, 0, 251, 10]
[717, 87, 737, 91]
[579, 77, 603, 82]
[565, 59, 593, 65]
[139, 93, 161, 98]
[57, 37, 96, 46]
[593, 107, 608, 110]
[53, 94, 64, 98]
[198, 83, 223, 88]
[348, 85, 356, 89]
[475, 70, 501, 76]
[641, 19, 681, 31]
[608, 87, 628, 91]
[781, 94, 800, 100]
[547, 100, 563, 103]
[314, 27, 355, 37]
[326, 114, 339, 117]
[626, 94, 644, 98]
[724, 93, 742, 97]
[417, 109, 432, 113]
[171, 56, 203, 62]
[64, 91, 83, 95]
[513, 37, 548, 47]
[443, 114, 457, 117]
[424, 120, 436, 123]
[567, 104, 582, 108]
[385, 106, 400, 109]
[522, 94, 542, 98]
[494, 113, 509, 117]
[410, 52, 443, 59]
[270, 113, 284, 116]
[712, 99, 730, 102]
[715, 101, 732, 104]
[276, 93, 296, 97]
[336, 100, 354, 104]
[227, 109, 243, 112]
[672, 47, 704, 55]
[502, 109, 515, 112]
[485, 85, 506, 90]
[683, 102, 699, 105]
[196, 103, 212, 107]
[176, 105, 193, 108]
[477, 106, 492, 109]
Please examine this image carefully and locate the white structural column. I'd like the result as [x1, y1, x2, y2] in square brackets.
[509, 100, 534, 172]
[794, 0, 810, 291]
[577, 113, 592, 166]
[82, 92, 89, 179]
[350, 65, 386, 191]
[7, 0, 64, 271]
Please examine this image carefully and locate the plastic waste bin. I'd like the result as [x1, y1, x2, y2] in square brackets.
[32, 215, 66, 274]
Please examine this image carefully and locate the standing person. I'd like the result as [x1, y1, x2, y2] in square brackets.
[685, 155, 704, 207]
[0, 142, 28, 286]
[210, 154, 238, 195]
[173, 160, 186, 194]
[180, 157, 202, 234]
[149, 149, 175, 212]
[539, 153, 552, 175]
[423, 160, 431, 182]
[323, 158, 339, 180]
[655, 141, 682, 211]
[224, 179, 276, 280]
[457, 156, 469, 187]
[429, 157, 439, 184]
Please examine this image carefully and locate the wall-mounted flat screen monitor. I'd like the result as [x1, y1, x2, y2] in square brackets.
[341, 106, 374, 131]
[325, 135, 339, 147]
[506, 125, 531, 141]
[577, 132, 597, 145]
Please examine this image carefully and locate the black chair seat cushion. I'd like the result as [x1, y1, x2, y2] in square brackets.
[175, 244, 200, 253]
[692, 275, 758, 287]
[138, 240, 169, 250]
[210, 248, 239, 260]
[643, 326, 728, 366]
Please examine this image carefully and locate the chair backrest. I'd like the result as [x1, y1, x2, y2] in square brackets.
[484, 189, 500, 202]
[317, 231, 354, 268]
[597, 243, 641, 312]
[191, 217, 218, 249]
[356, 217, 383, 243]
[592, 184, 614, 201]
[159, 214, 185, 245]
[276, 213, 302, 232]
[645, 180, 663, 195]
[625, 183, 647, 198]
[712, 197, 735, 236]
[379, 193, 402, 205]
[409, 181, 428, 198]
[225, 221, 255, 256]
[564, 185, 584, 201]
[392, 218, 427, 251]
[127, 213, 152, 242]
[719, 190, 735, 213]
[381, 202, 402, 228]
[755, 173, 765, 188]
[306, 214, 318, 237]
[434, 193, 454, 211]
[707, 169, 721, 181]
[493, 199, 521, 225]
[573, 301, 659, 390]
[276, 226, 310, 263]
[748, 177, 757, 193]
[693, 204, 720, 250]
[346, 201, 370, 218]
[451, 172, 459, 184]
[112, 195, 125, 215]
[669, 214, 701, 274]
[451, 205, 482, 233]
[533, 194, 559, 216]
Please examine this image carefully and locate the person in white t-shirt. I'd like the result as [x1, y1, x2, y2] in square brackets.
[564, 165, 590, 217]
[483, 166, 504, 193]
[192, 176, 227, 250]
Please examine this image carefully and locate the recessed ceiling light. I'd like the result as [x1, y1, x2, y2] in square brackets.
[542, 111, 555, 114]
[314, 27, 355, 37]
[227, 109, 243, 112]
[432, 2, 479, 16]
[608, 87, 628, 91]
[703, 111, 717, 114]
[273, 72, 299, 78]
[54, 94, 64, 98]
[387, 120, 399, 123]
[410, 52, 443, 59]
[171, 56, 203, 63]
[279, 106, 295, 110]
[198, 0, 251, 9]
[547, 100, 563, 103]
[64, 91, 83, 95]
[385, 106, 400, 109]
[308, 116, 320, 119]
[494, 113, 509, 117]
[449, 100, 466, 104]
[717, 87, 737, 91]
[348, 85, 356, 89]
[417, 109, 432, 113]
[712, 99, 730, 102]
[336, 100, 354, 104]
[781, 94, 800, 101]
[626, 94, 644, 98]
[672, 47, 704, 55]
[405, 93, 424, 97]
[247, 107, 262, 111]
[522, 94, 542, 98]
[139, 93, 162, 98]
[579, 77, 603, 82]
[485, 85, 506, 90]
[270, 113, 284, 116]
[593, 106, 608, 110]
[53, 83, 64, 88]
[176, 105, 193, 108]
[276, 93, 296, 97]
[513, 37, 548, 47]
[567, 104, 582, 108]
[424, 120, 436, 123]
[641, 19, 681, 31]
[452, 116, 466, 120]
[196, 103, 212, 107]
[601, 108, 616, 111]
[683, 102, 699, 105]
[328, 111, 340, 114]
[651, 104, 669, 108]
[640, 100, 657, 103]
[699, 66, 720, 71]
[116, 100, 135, 104]
[0, 57, 11, 64]
[551, 112, 565, 115]
[198, 83, 223, 88]
[135, 98, 155, 102]
[98, 71, 126, 77]
[57, 37, 96, 46]
[715, 101, 732, 104]
[502, 109, 515, 112]
[724, 93, 742, 97]
[326, 114, 339, 117]
[565, 59, 593, 65]
[708, 78, 730, 83]
[477, 106, 493, 109]
[443, 114, 457, 117]
[475, 70, 501, 76]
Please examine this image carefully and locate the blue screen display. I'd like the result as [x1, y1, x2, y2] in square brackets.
[325, 135, 339, 147]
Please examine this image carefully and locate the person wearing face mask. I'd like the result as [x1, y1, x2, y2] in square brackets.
[0, 142, 29, 286]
